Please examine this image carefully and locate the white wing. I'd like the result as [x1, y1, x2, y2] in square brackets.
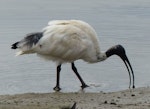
[36, 20, 101, 63]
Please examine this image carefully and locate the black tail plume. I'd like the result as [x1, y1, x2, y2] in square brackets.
[11, 32, 43, 50]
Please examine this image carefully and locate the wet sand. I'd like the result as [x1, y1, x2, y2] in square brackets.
[0, 87, 150, 109]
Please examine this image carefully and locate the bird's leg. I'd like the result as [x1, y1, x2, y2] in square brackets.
[71, 62, 88, 89]
[53, 64, 61, 91]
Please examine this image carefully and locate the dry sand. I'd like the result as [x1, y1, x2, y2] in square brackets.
[0, 87, 150, 109]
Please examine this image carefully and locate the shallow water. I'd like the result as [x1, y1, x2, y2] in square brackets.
[0, 0, 150, 95]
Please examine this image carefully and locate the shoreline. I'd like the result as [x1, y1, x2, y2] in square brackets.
[0, 87, 150, 109]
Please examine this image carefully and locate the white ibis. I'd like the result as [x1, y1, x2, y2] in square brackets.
[11, 20, 135, 91]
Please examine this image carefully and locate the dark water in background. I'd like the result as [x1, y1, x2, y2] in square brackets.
[0, 0, 150, 94]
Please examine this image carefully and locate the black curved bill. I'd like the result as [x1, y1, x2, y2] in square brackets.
[120, 54, 135, 88]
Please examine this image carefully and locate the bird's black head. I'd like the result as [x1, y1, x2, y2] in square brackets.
[106, 45, 135, 88]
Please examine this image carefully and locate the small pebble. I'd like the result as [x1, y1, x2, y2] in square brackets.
[110, 102, 117, 105]
[104, 101, 108, 104]
[117, 96, 121, 99]
[91, 98, 94, 101]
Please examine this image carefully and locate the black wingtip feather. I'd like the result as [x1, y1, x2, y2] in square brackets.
[11, 42, 19, 49]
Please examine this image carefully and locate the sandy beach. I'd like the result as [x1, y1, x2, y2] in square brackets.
[0, 87, 149, 109]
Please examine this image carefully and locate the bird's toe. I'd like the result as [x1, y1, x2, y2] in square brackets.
[81, 84, 89, 89]
[53, 86, 61, 91]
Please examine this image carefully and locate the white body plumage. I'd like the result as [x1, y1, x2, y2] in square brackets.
[16, 20, 106, 64]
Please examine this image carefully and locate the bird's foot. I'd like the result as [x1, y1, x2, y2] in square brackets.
[53, 86, 61, 91]
[81, 84, 89, 89]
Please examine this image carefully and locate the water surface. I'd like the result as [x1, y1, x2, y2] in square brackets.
[0, 0, 150, 94]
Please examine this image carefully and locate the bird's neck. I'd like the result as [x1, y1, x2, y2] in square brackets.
[97, 52, 107, 62]
[83, 52, 107, 63]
